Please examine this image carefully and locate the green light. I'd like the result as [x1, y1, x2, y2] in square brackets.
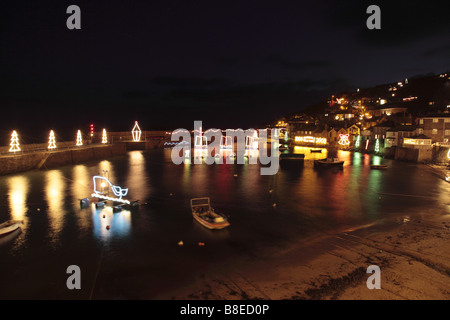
[375, 139, 380, 153]
[355, 135, 360, 149]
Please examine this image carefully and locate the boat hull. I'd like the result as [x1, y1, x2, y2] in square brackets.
[316, 161, 344, 166]
[0, 221, 22, 236]
[193, 213, 230, 230]
[370, 165, 388, 169]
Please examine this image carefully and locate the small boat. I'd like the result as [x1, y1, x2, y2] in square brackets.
[316, 158, 344, 166]
[0, 220, 23, 236]
[310, 149, 322, 153]
[190, 197, 230, 230]
[370, 164, 388, 169]
[280, 153, 305, 161]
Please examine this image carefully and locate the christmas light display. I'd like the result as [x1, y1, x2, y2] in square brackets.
[90, 124, 94, 137]
[375, 138, 380, 153]
[102, 129, 107, 144]
[365, 139, 370, 151]
[245, 130, 258, 150]
[92, 175, 130, 204]
[355, 135, 361, 149]
[338, 133, 350, 146]
[220, 135, 232, 149]
[294, 136, 327, 145]
[9, 130, 20, 152]
[132, 121, 141, 142]
[76, 130, 83, 146]
[48, 130, 56, 149]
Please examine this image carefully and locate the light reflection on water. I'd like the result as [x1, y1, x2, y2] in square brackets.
[7, 176, 29, 223]
[0, 150, 449, 255]
[45, 170, 66, 244]
[0, 149, 450, 298]
[91, 206, 132, 242]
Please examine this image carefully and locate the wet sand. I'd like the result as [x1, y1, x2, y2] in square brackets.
[164, 213, 450, 300]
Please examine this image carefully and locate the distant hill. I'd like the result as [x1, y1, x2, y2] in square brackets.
[299, 71, 450, 117]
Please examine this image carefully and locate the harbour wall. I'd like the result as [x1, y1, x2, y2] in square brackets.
[0, 144, 127, 176]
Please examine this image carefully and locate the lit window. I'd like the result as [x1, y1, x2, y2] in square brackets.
[432, 129, 438, 134]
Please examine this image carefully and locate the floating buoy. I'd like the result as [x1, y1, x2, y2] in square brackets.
[178, 240, 184, 246]
[198, 242, 205, 247]
[106, 225, 110, 230]
[269, 189, 273, 193]
[272, 203, 277, 207]
[37, 208, 40, 212]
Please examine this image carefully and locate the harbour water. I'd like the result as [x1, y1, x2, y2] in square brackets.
[0, 148, 449, 299]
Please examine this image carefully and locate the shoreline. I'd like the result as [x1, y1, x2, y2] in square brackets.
[164, 212, 450, 300]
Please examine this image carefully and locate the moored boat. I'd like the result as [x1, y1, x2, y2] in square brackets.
[316, 158, 344, 166]
[0, 220, 23, 236]
[280, 153, 305, 161]
[190, 197, 230, 230]
[370, 164, 388, 169]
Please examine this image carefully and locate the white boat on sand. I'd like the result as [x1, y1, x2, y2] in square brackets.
[0, 220, 23, 236]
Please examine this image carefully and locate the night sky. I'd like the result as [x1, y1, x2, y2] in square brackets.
[1, 0, 449, 142]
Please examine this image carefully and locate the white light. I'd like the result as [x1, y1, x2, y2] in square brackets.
[91, 193, 130, 205]
[132, 121, 142, 142]
[102, 129, 108, 144]
[76, 130, 83, 146]
[295, 136, 327, 145]
[48, 130, 56, 149]
[338, 134, 350, 146]
[92, 175, 128, 200]
[9, 130, 21, 152]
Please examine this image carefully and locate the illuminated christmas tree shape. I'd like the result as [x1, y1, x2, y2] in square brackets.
[102, 129, 107, 144]
[447, 149, 450, 160]
[375, 138, 380, 153]
[76, 130, 83, 146]
[132, 121, 141, 142]
[338, 133, 350, 146]
[48, 130, 56, 149]
[355, 135, 361, 149]
[9, 130, 21, 152]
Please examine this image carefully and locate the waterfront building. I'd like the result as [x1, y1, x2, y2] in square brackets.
[416, 114, 450, 144]
[402, 134, 433, 149]
[384, 125, 417, 148]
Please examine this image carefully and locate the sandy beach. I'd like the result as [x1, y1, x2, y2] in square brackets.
[165, 213, 450, 300]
